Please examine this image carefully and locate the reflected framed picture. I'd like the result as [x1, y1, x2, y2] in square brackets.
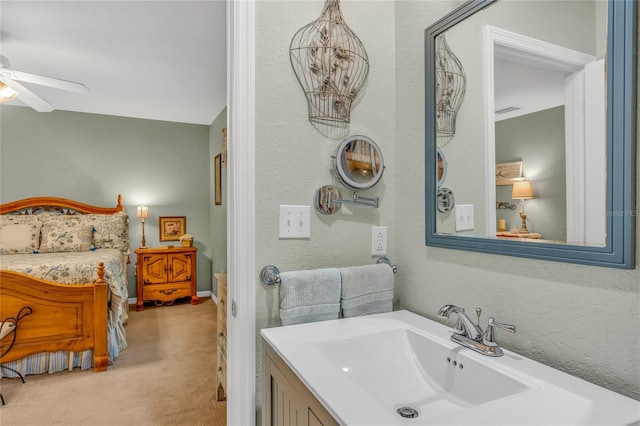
[496, 161, 523, 185]
[159, 216, 186, 241]
[215, 153, 222, 206]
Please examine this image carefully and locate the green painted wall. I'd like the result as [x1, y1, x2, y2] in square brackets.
[209, 107, 228, 290]
[255, 0, 396, 411]
[495, 106, 567, 241]
[0, 106, 214, 298]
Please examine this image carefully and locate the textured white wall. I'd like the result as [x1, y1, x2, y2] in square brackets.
[253, 0, 638, 414]
[255, 0, 396, 407]
[395, 0, 639, 400]
[209, 108, 228, 295]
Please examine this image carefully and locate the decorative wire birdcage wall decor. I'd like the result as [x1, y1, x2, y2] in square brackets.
[289, 0, 369, 125]
[435, 34, 466, 142]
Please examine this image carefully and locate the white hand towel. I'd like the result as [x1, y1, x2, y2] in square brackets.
[340, 264, 394, 317]
[279, 268, 341, 326]
[340, 264, 394, 299]
[341, 291, 393, 318]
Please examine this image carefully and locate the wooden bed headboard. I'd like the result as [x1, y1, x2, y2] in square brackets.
[0, 195, 124, 215]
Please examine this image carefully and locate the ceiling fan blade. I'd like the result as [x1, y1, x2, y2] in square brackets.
[0, 77, 54, 112]
[1, 69, 89, 93]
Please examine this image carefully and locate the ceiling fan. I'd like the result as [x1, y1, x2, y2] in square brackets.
[0, 55, 89, 112]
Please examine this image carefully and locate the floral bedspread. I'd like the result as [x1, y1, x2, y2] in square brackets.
[0, 249, 129, 372]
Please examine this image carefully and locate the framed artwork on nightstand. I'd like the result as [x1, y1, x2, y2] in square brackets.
[159, 216, 186, 241]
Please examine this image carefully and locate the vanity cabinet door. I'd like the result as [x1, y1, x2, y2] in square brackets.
[269, 360, 308, 426]
[263, 339, 339, 426]
[308, 409, 323, 426]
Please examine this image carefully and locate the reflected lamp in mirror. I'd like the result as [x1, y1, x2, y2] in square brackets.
[511, 180, 533, 233]
[136, 205, 150, 248]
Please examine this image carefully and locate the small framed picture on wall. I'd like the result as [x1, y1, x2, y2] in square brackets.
[496, 161, 523, 185]
[215, 153, 222, 206]
[159, 216, 186, 241]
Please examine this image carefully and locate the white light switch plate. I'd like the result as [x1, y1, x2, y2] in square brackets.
[455, 204, 474, 231]
[279, 205, 310, 238]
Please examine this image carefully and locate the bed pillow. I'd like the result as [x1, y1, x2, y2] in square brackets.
[83, 212, 130, 255]
[39, 223, 93, 253]
[39, 211, 130, 256]
[0, 214, 43, 226]
[0, 222, 42, 254]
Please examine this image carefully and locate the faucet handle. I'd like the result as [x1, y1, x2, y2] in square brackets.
[483, 317, 516, 347]
[475, 308, 482, 327]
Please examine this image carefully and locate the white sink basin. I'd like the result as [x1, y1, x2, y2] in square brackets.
[315, 328, 530, 421]
[261, 310, 640, 425]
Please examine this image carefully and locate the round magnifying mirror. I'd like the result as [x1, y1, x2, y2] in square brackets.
[334, 135, 384, 191]
[436, 147, 447, 187]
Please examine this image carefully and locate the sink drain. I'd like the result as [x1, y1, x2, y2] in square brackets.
[396, 406, 419, 418]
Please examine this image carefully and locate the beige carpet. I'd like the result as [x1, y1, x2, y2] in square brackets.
[0, 298, 226, 426]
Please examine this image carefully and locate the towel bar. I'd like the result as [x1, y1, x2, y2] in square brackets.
[260, 257, 398, 286]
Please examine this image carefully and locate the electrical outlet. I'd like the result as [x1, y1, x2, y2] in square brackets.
[455, 204, 474, 231]
[371, 226, 387, 256]
[279, 205, 310, 238]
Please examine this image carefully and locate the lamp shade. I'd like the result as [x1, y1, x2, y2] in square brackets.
[512, 180, 533, 199]
[136, 206, 150, 219]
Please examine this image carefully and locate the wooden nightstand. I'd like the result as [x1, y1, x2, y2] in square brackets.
[496, 231, 542, 239]
[135, 246, 198, 311]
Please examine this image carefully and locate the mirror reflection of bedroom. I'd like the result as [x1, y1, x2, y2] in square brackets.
[0, 2, 228, 422]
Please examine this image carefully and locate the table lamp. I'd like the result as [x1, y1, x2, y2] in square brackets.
[136, 205, 150, 247]
[511, 180, 533, 233]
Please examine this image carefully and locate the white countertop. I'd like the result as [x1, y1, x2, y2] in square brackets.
[262, 310, 640, 426]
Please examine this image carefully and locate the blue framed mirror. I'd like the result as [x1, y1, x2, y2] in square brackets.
[425, 0, 636, 268]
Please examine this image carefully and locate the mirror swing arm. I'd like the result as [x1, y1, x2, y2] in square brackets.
[315, 185, 378, 216]
[424, 0, 636, 268]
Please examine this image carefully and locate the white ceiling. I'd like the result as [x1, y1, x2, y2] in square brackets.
[494, 58, 566, 122]
[0, 0, 227, 125]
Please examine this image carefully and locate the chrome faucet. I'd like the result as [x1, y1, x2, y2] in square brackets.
[438, 304, 515, 357]
[437, 305, 483, 340]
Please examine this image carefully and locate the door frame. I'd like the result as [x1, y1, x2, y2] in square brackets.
[227, 1, 256, 425]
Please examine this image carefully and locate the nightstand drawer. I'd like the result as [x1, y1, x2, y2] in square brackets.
[144, 282, 191, 302]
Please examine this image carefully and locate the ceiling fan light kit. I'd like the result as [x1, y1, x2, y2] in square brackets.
[0, 55, 89, 112]
[0, 81, 18, 103]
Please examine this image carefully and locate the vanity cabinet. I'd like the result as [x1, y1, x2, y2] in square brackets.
[263, 338, 338, 426]
[135, 246, 198, 311]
